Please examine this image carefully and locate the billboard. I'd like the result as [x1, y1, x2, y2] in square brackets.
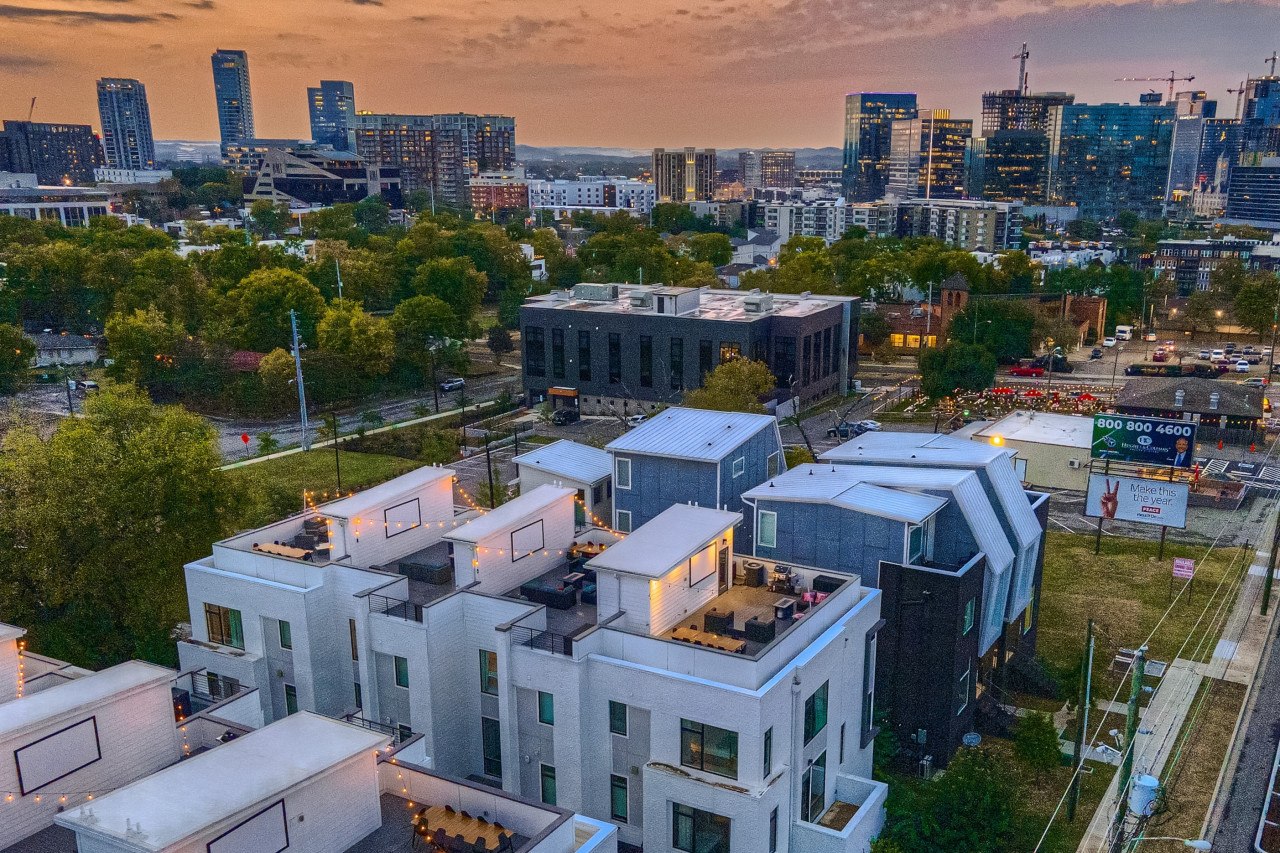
[1085, 474, 1190, 528]
[1091, 414, 1197, 467]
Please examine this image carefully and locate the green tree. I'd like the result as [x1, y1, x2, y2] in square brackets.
[919, 342, 996, 399]
[248, 199, 290, 238]
[104, 306, 180, 385]
[487, 325, 514, 363]
[391, 295, 467, 385]
[257, 347, 298, 414]
[784, 445, 815, 467]
[683, 358, 776, 414]
[411, 257, 488, 327]
[859, 312, 892, 347]
[689, 232, 732, 266]
[879, 748, 1020, 853]
[224, 268, 327, 352]
[256, 431, 280, 455]
[0, 324, 34, 394]
[317, 300, 395, 377]
[0, 385, 239, 666]
[1013, 711, 1062, 772]
[948, 301, 1037, 364]
[1180, 289, 1222, 335]
[1234, 270, 1280, 340]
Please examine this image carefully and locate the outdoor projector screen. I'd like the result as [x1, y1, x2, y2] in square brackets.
[207, 800, 289, 853]
[14, 717, 101, 795]
[510, 519, 545, 561]
[384, 498, 421, 538]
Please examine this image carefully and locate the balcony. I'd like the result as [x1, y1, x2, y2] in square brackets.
[792, 774, 888, 853]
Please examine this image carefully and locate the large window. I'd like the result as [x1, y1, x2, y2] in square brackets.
[758, 510, 778, 548]
[204, 604, 243, 649]
[962, 597, 975, 635]
[673, 803, 731, 853]
[551, 328, 565, 379]
[481, 716, 502, 777]
[802, 335, 812, 385]
[822, 327, 833, 377]
[801, 752, 827, 823]
[578, 331, 592, 381]
[608, 333, 621, 384]
[763, 727, 773, 777]
[540, 763, 556, 805]
[719, 342, 740, 363]
[278, 620, 292, 650]
[680, 718, 739, 779]
[615, 509, 632, 533]
[861, 633, 877, 738]
[284, 684, 298, 715]
[525, 326, 546, 377]
[610, 774, 628, 822]
[615, 457, 631, 490]
[394, 655, 409, 688]
[957, 665, 970, 715]
[480, 649, 498, 695]
[609, 700, 628, 736]
[699, 339, 713, 379]
[349, 618, 358, 661]
[538, 691, 554, 725]
[804, 681, 829, 744]
[769, 807, 778, 852]
[670, 338, 684, 389]
[639, 336, 653, 387]
[774, 336, 796, 383]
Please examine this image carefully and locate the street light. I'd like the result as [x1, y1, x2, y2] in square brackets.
[1127, 839, 1210, 850]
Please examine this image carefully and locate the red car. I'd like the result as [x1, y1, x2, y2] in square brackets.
[1009, 364, 1045, 377]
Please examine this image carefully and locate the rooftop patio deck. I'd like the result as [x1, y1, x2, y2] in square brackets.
[346, 794, 531, 853]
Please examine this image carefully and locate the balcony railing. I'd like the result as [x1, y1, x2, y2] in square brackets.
[343, 712, 413, 744]
[511, 625, 574, 656]
[370, 593, 423, 623]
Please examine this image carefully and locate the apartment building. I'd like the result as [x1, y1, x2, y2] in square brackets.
[893, 198, 1023, 251]
[1153, 238, 1260, 296]
[174, 461, 888, 853]
[652, 148, 717, 202]
[527, 175, 655, 218]
[241, 146, 403, 207]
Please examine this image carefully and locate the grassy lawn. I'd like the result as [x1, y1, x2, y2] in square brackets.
[982, 737, 1112, 853]
[226, 449, 421, 528]
[1036, 531, 1249, 700]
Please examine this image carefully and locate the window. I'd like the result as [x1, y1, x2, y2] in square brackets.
[909, 524, 925, 563]
[615, 457, 631, 490]
[670, 338, 684, 389]
[284, 684, 298, 715]
[481, 716, 502, 777]
[540, 764, 556, 805]
[398, 724, 413, 743]
[804, 681, 829, 744]
[699, 339, 713, 379]
[957, 665, 970, 715]
[801, 752, 827, 823]
[538, 691, 554, 725]
[769, 807, 778, 852]
[204, 604, 243, 649]
[349, 619, 358, 660]
[774, 336, 796, 382]
[551, 328, 565, 379]
[680, 718, 739, 779]
[578, 331, 591, 381]
[861, 633, 877, 737]
[206, 672, 239, 701]
[673, 803, 731, 853]
[802, 335, 812, 385]
[480, 649, 498, 695]
[719, 342, 740, 363]
[732, 456, 745, 478]
[890, 334, 904, 347]
[608, 333, 622, 384]
[763, 727, 773, 777]
[609, 700, 628, 735]
[963, 598, 976, 635]
[616, 509, 632, 533]
[525, 327, 546, 377]
[394, 655, 409, 688]
[822, 327, 833, 377]
[839, 722, 846, 763]
[639, 335, 653, 387]
[278, 620, 292, 650]
[1023, 589, 1035, 635]
[610, 774, 628, 822]
[758, 510, 778, 548]
[354, 682, 362, 710]
[767, 451, 781, 479]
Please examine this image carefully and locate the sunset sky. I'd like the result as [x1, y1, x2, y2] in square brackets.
[1, 0, 1278, 148]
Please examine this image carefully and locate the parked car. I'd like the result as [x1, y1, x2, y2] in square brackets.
[626, 413, 647, 427]
[1264, 347, 1274, 357]
[1249, 354, 1263, 365]
[827, 421, 861, 439]
[1009, 363, 1045, 377]
[1241, 377, 1267, 387]
[857, 419, 883, 432]
[1151, 349, 1167, 362]
[1244, 345, 1256, 355]
[1102, 337, 1117, 347]
[1225, 342, 1239, 354]
[74, 380, 99, 397]
[1144, 332, 1158, 342]
[1032, 354, 1074, 373]
[1090, 348, 1104, 360]
[1235, 359, 1251, 372]
[1198, 350, 1211, 360]
[439, 377, 465, 392]
[1211, 349, 1226, 361]
[551, 408, 580, 426]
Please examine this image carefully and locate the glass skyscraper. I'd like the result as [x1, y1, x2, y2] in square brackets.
[842, 93, 917, 202]
[886, 110, 971, 200]
[307, 80, 356, 151]
[211, 49, 255, 157]
[1047, 103, 1175, 220]
[96, 78, 155, 171]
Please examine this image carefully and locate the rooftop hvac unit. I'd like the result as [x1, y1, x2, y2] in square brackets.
[742, 293, 774, 313]
[571, 283, 619, 302]
[629, 292, 654, 309]
[1068, 459, 1083, 469]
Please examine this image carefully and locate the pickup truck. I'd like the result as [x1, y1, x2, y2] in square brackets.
[1009, 364, 1045, 377]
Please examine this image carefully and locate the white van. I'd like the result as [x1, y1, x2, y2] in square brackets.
[1114, 325, 1134, 341]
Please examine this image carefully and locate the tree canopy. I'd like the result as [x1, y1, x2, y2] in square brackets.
[683, 358, 776, 413]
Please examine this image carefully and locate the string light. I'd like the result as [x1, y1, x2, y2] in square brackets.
[16, 640, 24, 699]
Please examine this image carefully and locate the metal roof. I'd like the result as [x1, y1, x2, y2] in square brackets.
[586, 504, 741, 578]
[975, 411, 1093, 449]
[322, 465, 454, 521]
[513, 439, 613, 484]
[742, 464, 947, 524]
[606, 407, 780, 462]
[445, 484, 576, 544]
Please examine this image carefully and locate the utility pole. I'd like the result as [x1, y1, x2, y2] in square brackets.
[62, 365, 74, 415]
[1263, 507, 1280, 615]
[334, 258, 343, 301]
[484, 433, 496, 508]
[329, 412, 342, 494]
[1067, 619, 1095, 822]
[1114, 646, 1147, 845]
[290, 310, 310, 451]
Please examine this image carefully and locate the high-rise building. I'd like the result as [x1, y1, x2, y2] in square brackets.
[1166, 115, 1207, 203]
[886, 110, 971, 200]
[95, 78, 155, 171]
[651, 148, 717, 202]
[306, 80, 356, 151]
[738, 150, 796, 189]
[1225, 158, 1280, 226]
[211, 49, 254, 158]
[1047, 103, 1175, 220]
[842, 93, 917, 201]
[967, 130, 1050, 203]
[0, 120, 104, 185]
[354, 112, 515, 207]
[979, 90, 1074, 137]
[1172, 91, 1215, 118]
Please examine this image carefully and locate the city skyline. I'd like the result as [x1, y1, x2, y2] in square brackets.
[0, 0, 1277, 148]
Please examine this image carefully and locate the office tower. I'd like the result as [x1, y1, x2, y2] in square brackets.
[354, 113, 515, 207]
[886, 110, 971, 200]
[1198, 119, 1243, 190]
[211, 49, 255, 157]
[968, 130, 1050, 203]
[1172, 91, 1215, 118]
[0, 120, 104, 185]
[739, 150, 796, 190]
[1241, 77, 1280, 124]
[1226, 159, 1280, 225]
[842, 93, 917, 201]
[979, 90, 1074, 137]
[307, 80, 356, 151]
[1047, 103, 1175, 220]
[95, 78, 155, 171]
[652, 148, 717, 202]
[1166, 115, 1206, 202]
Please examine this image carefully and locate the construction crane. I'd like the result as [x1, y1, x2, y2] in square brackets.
[1267, 52, 1279, 76]
[26, 97, 35, 121]
[1114, 70, 1195, 101]
[1014, 42, 1030, 95]
[1228, 82, 1248, 120]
